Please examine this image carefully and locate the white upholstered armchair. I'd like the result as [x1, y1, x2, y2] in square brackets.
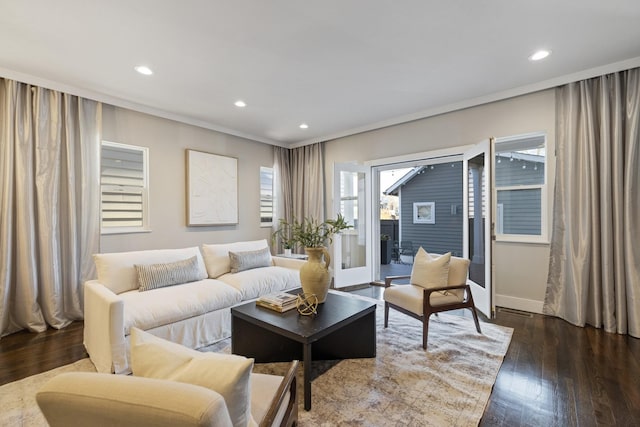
[383, 248, 481, 349]
[37, 328, 299, 427]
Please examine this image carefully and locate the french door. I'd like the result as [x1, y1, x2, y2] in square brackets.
[463, 140, 494, 318]
[332, 163, 372, 288]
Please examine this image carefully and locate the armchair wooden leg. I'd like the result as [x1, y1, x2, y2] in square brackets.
[422, 314, 429, 349]
[465, 287, 482, 334]
[470, 307, 481, 334]
[384, 302, 389, 328]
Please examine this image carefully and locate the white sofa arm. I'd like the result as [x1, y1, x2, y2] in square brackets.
[83, 280, 126, 374]
[272, 256, 306, 271]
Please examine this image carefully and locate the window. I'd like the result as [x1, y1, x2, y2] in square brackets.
[494, 133, 547, 242]
[100, 141, 150, 234]
[260, 166, 273, 227]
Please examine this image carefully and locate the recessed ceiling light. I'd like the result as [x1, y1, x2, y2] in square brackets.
[299, 123, 309, 129]
[529, 50, 551, 61]
[134, 65, 153, 75]
[234, 100, 247, 108]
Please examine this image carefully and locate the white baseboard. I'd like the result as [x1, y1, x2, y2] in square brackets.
[494, 294, 544, 314]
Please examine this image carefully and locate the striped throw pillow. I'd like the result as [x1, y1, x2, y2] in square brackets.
[228, 247, 272, 273]
[135, 256, 202, 292]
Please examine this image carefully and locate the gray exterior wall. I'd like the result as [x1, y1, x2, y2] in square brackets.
[396, 156, 545, 253]
[399, 161, 463, 257]
[495, 156, 545, 235]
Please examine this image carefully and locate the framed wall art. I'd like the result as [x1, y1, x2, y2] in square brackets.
[413, 201, 435, 224]
[186, 149, 238, 226]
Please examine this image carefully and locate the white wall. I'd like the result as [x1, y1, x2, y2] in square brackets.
[324, 89, 556, 313]
[100, 105, 274, 253]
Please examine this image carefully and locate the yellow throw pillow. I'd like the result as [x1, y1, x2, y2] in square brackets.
[410, 247, 451, 289]
[130, 328, 255, 427]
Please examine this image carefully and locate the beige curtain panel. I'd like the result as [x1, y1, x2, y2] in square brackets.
[272, 146, 293, 253]
[290, 142, 325, 224]
[544, 68, 640, 338]
[0, 79, 101, 338]
[272, 142, 325, 255]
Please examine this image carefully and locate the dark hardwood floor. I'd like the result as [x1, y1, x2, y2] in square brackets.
[0, 321, 87, 385]
[2, 287, 639, 426]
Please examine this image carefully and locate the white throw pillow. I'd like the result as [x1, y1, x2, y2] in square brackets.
[202, 240, 270, 278]
[130, 328, 255, 427]
[93, 247, 208, 294]
[410, 247, 451, 289]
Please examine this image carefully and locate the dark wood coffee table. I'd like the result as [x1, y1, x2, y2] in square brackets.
[231, 290, 376, 410]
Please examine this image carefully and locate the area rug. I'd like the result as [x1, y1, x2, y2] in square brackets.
[0, 300, 512, 427]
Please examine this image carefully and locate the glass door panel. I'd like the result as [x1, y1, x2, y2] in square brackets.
[333, 164, 371, 287]
[463, 140, 493, 318]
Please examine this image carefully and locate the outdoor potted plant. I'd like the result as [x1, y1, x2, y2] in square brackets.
[273, 214, 351, 303]
[380, 234, 392, 265]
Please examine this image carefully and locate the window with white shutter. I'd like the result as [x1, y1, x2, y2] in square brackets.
[100, 141, 150, 234]
[260, 166, 273, 227]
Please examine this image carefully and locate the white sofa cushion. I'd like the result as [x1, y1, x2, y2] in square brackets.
[217, 266, 300, 301]
[120, 279, 241, 334]
[384, 284, 463, 315]
[250, 373, 288, 425]
[202, 240, 270, 279]
[131, 328, 255, 427]
[94, 247, 208, 294]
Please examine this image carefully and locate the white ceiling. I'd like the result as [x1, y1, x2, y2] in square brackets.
[2, 1, 640, 147]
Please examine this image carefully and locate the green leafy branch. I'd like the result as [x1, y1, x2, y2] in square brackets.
[272, 214, 352, 249]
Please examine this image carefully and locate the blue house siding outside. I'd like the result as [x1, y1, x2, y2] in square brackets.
[496, 189, 541, 234]
[495, 154, 545, 235]
[387, 154, 544, 260]
[397, 162, 464, 257]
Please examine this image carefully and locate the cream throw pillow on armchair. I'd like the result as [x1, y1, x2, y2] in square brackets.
[130, 328, 256, 427]
[410, 247, 451, 289]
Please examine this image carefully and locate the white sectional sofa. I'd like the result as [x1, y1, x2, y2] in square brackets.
[84, 240, 303, 374]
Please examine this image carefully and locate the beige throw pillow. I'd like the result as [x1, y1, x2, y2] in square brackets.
[202, 240, 270, 278]
[410, 247, 451, 289]
[447, 256, 470, 285]
[130, 328, 256, 427]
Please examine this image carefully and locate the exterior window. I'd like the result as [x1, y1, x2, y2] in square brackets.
[494, 133, 546, 241]
[100, 141, 149, 234]
[260, 166, 273, 227]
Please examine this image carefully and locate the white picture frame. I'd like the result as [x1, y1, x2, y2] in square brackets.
[186, 149, 238, 226]
[413, 202, 435, 224]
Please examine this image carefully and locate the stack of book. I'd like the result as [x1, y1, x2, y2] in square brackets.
[256, 292, 297, 312]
